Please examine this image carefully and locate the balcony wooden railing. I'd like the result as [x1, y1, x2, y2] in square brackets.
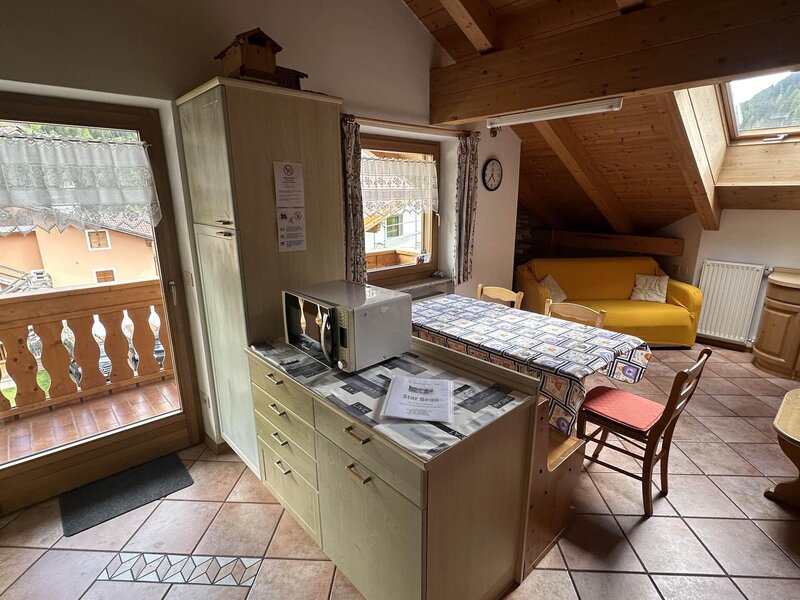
[0, 279, 173, 420]
[366, 248, 421, 270]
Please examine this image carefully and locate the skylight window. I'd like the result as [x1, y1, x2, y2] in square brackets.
[723, 71, 800, 140]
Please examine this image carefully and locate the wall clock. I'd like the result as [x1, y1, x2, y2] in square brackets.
[482, 158, 503, 191]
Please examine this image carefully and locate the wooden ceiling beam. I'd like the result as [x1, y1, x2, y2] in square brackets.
[438, 0, 498, 52]
[534, 120, 635, 234]
[552, 230, 685, 257]
[614, 0, 646, 14]
[717, 185, 800, 210]
[430, 0, 800, 124]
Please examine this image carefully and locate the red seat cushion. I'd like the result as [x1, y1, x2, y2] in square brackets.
[582, 386, 665, 432]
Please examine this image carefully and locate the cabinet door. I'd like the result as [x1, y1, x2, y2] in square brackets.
[316, 433, 423, 600]
[195, 224, 256, 467]
[755, 297, 800, 372]
[180, 87, 236, 227]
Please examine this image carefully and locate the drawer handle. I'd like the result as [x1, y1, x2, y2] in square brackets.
[344, 425, 371, 445]
[214, 219, 234, 225]
[269, 403, 287, 417]
[275, 460, 292, 475]
[266, 373, 284, 386]
[271, 431, 289, 447]
[346, 463, 371, 485]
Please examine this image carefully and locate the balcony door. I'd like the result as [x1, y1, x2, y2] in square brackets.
[0, 92, 201, 515]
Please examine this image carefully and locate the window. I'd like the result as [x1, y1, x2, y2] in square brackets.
[86, 229, 111, 250]
[360, 135, 440, 282]
[94, 268, 116, 283]
[722, 71, 800, 141]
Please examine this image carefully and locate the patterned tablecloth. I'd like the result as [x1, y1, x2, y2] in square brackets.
[250, 342, 529, 461]
[412, 295, 653, 435]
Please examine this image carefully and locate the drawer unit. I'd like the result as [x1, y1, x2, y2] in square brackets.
[259, 440, 321, 544]
[316, 432, 423, 600]
[257, 414, 318, 488]
[252, 383, 316, 457]
[248, 354, 314, 424]
[315, 398, 425, 507]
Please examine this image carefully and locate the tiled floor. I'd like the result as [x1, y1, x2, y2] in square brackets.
[0, 379, 180, 466]
[0, 344, 797, 599]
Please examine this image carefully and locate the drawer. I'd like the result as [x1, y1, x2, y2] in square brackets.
[315, 399, 425, 507]
[248, 354, 314, 425]
[257, 414, 317, 488]
[252, 383, 316, 457]
[259, 440, 321, 544]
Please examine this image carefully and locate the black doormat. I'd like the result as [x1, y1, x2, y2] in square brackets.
[59, 453, 193, 536]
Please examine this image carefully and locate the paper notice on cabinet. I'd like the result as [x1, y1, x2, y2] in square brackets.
[274, 161, 305, 208]
[277, 208, 307, 252]
[381, 376, 454, 424]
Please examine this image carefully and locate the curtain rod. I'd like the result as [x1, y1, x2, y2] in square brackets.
[0, 132, 146, 147]
[354, 116, 464, 138]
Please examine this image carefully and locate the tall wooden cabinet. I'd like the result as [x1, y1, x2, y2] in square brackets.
[178, 78, 345, 467]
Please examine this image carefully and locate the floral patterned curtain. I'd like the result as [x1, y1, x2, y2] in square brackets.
[454, 131, 480, 285]
[0, 134, 161, 236]
[341, 115, 367, 284]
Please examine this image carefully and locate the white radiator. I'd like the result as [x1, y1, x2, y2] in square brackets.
[697, 260, 765, 344]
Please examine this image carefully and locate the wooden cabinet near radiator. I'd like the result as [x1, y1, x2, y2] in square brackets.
[754, 269, 800, 381]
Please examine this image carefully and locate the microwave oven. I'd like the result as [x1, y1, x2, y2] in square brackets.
[282, 280, 412, 372]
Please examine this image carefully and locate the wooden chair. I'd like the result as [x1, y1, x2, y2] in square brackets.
[477, 284, 524, 309]
[577, 349, 712, 516]
[544, 298, 607, 328]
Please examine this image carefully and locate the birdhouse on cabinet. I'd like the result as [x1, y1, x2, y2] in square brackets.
[215, 28, 282, 78]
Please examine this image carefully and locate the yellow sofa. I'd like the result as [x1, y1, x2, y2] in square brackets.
[515, 256, 703, 347]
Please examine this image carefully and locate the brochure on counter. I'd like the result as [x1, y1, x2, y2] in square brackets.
[381, 375, 454, 424]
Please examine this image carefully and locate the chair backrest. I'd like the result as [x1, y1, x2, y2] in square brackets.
[477, 284, 524, 309]
[653, 348, 712, 435]
[544, 299, 607, 328]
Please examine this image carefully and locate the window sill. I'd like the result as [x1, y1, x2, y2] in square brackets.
[382, 275, 454, 300]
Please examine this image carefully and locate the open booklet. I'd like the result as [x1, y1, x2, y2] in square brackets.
[380, 376, 454, 424]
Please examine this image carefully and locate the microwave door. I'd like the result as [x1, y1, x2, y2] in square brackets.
[285, 294, 336, 367]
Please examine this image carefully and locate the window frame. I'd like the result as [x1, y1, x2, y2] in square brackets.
[720, 79, 800, 143]
[360, 134, 440, 285]
[85, 229, 112, 251]
[93, 267, 117, 283]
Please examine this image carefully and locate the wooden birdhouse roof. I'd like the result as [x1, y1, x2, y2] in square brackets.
[214, 28, 282, 59]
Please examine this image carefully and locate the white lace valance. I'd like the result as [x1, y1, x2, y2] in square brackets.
[0, 135, 161, 236]
[360, 157, 438, 218]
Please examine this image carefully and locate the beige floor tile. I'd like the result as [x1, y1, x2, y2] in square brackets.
[671, 416, 720, 442]
[504, 569, 577, 599]
[675, 442, 762, 476]
[195, 502, 282, 557]
[731, 378, 787, 397]
[695, 416, 775, 443]
[711, 476, 800, 520]
[164, 583, 249, 599]
[616, 516, 722, 575]
[590, 472, 675, 516]
[662, 475, 746, 518]
[249, 558, 335, 600]
[227, 468, 278, 503]
[176, 444, 206, 460]
[198, 446, 244, 462]
[729, 443, 799, 477]
[266, 511, 328, 560]
[571, 572, 660, 600]
[83, 580, 170, 599]
[0, 547, 44, 595]
[571, 472, 610, 514]
[535, 545, 566, 569]
[558, 514, 643, 572]
[54, 501, 159, 551]
[0, 549, 113, 600]
[734, 577, 800, 600]
[686, 518, 800, 577]
[0, 498, 62, 548]
[653, 575, 744, 600]
[169, 460, 246, 501]
[754, 520, 800, 566]
[712, 396, 777, 418]
[124, 500, 221, 554]
[685, 395, 736, 417]
[329, 569, 366, 600]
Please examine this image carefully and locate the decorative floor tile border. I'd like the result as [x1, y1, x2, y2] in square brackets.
[98, 552, 261, 586]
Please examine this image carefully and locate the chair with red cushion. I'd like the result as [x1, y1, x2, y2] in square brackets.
[577, 349, 712, 516]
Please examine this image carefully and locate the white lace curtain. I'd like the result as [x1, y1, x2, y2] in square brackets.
[0, 135, 161, 236]
[360, 157, 438, 217]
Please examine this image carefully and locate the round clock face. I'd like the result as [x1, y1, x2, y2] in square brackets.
[482, 158, 503, 191]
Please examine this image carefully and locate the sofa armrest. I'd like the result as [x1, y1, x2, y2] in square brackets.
[516, 269, 550, 313]
[666, 279, 703, 322]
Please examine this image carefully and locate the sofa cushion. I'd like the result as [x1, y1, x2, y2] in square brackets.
[631, 274, 669, 303]
[528, 257, 661, 300]
[583, 386, 665, 431]
[540, 274, 567, 303]
[576, 299, 695, 346]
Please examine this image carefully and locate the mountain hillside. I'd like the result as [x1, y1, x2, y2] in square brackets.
[739, 71, 800, 131]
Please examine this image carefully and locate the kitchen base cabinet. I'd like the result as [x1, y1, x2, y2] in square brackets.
[754, 269, 800, 380]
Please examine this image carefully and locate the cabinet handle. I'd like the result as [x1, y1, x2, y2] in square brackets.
[271, 431, 289, 447]
[269, 403, 287, 417]
[344, 425, 371, 445]
[346, 463, 371, 485]
[267, 373, 284, 386]
[214, 219, 234, 225]
[275, 460, 291, 475]
[215, 231, 233, 237]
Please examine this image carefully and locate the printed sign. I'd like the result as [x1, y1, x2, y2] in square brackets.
[277, 207, 307, 252]
[274, 161, 305, 208]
